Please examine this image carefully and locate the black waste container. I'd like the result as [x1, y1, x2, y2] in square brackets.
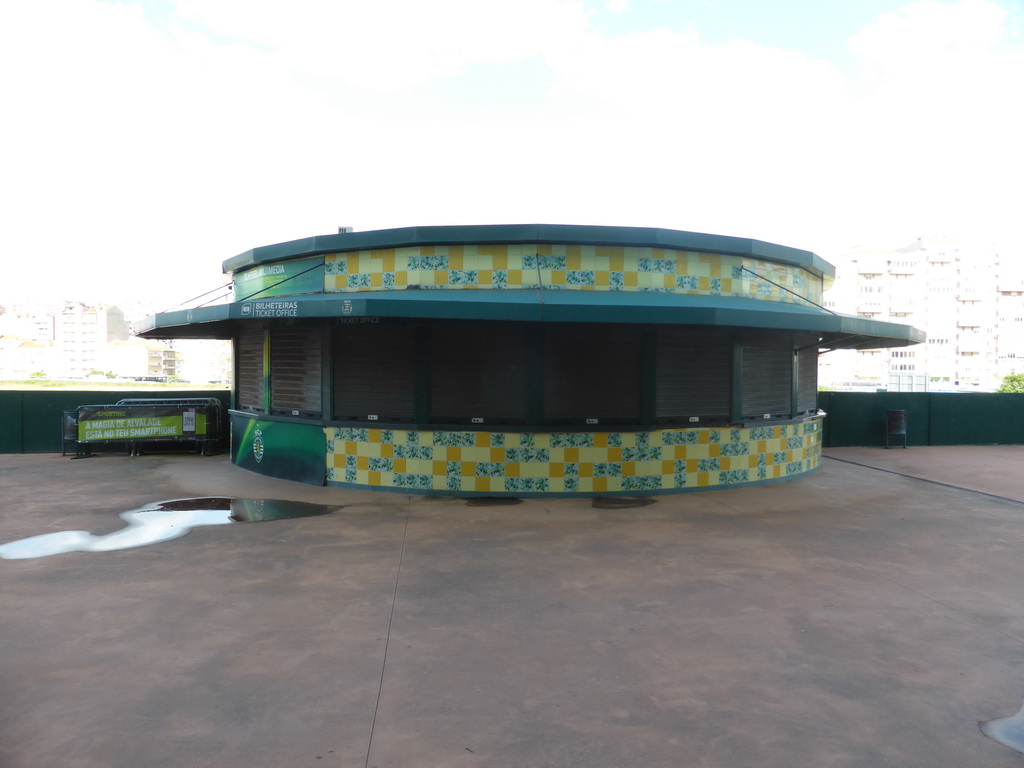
[61, 410, 91, 458]
[886, 409, 908, 448]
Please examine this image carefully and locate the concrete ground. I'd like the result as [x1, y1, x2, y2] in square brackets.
[3, 447, 1024, 767]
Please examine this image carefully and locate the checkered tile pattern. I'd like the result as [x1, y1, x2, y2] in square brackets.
[324, 420, 823, 495]
[322, 245, 822, 306]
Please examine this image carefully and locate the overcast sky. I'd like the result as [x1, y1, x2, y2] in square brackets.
[2, 0, 1022, 308]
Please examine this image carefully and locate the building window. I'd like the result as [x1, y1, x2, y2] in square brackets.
[543, 324, 641, 425]
[236, 326, 265, 411]
[796, 337, 819, 415]
[332, 323, 416, 422]
[740, 331, 792, 419]
[655, 327, 731, 423]
[430, 322, 528, 425]
[270, 326, 322, 417]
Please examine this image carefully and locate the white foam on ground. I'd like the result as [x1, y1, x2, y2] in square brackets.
[0, 502, 235, 559]
[981, 699, 1024, 753]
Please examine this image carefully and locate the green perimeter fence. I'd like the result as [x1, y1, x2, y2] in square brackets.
[818, 392, 1024, 447]
[2, 389, 1024, 452]
[0, 390, 231, 454]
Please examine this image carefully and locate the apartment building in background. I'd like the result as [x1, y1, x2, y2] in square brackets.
[54, 302, 131, 378]
[820, 236, 1024, 391]
[102, 339, 182, 380]
[0, 301, 228, 382]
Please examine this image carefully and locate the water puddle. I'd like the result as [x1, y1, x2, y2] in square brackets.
[0, 498, 339, 560]
[981, 699, 1024, 753]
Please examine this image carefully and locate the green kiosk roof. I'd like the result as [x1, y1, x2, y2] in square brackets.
[138, 224, 922, 350]
[222, 223, 836, 280]
[137, 289, 925, 350]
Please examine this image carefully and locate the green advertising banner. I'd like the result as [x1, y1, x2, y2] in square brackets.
[77, 406, 208, 442]
[233, 256, 325, 301]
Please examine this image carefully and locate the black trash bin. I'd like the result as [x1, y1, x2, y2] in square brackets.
[886, 409, 908, 448]
[61, 410, 91, 458]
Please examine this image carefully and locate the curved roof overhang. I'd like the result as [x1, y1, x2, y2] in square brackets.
[222, 224, 836, 280]
[136, 291, 924, 350]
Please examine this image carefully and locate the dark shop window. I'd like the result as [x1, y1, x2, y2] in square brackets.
[796, 335, 819, 415]
[740, 331, 793, 419]
[655, 327, 731, 423]
[543, 324, 641, 425]
[236, 326, 265, 411]
[270, 326, 322, 417]
[332, 323, 416, 422]
[430, 323, 528, 425]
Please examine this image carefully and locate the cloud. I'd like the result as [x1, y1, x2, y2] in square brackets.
[850, 0, 1009, 81]
[530, 27, 856, 245]
[172, 0, 593, 90]
[1, 0, 1022, 307]
[530, 0, 1024, 251]
[838, 0, 1024, 246]
[0, 0, 380, 302]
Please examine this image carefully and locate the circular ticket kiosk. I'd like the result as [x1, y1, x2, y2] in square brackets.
[138, 224, 923, 496]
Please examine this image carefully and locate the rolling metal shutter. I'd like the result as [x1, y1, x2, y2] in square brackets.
[656, 327, 731, 423]
[796, 336, 819, 415]
[270, 326, 322, 416]
[543, 324, 641, 424]
[430, 323, 528, 425]
[332, 324, 416, 422]
[740, 332, 793, 419]
[236, 327, 265, 410]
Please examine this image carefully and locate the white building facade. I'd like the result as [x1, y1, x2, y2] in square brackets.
[0, 301, 229, 382]
[821, 236, 1023, 391]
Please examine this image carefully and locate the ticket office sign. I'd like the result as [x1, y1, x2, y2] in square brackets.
[77, 406, 209, 443]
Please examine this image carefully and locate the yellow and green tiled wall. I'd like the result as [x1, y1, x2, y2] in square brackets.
[322, 244, 822, 307]
[324, 420, 823, 495]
